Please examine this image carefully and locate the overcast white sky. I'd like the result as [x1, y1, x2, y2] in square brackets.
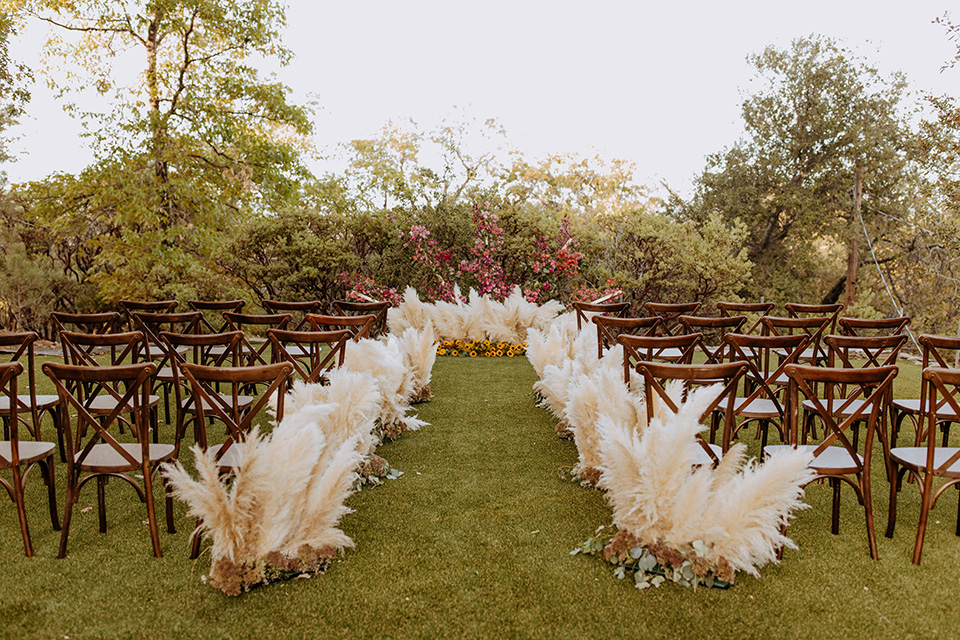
[5, 0, 959, 197]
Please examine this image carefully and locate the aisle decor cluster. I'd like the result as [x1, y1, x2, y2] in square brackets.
[163, 327, 437, 596]
[388, 285, 562, 357]
[526, 320, 815, 588]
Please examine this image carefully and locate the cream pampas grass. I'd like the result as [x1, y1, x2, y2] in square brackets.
[396, 325, 438, 403]
[387, 285, 564, 344]
[594, 382, 814, 579]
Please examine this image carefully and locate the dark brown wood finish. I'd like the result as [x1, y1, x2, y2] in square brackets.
[262, 300, 323, 331]
[571, 301, 629, 331]
[268, 328, 351, 384]
[0, 361, 60, 557]
[592, 315, 662, 359]
[618, 332, 703, 385]
[306, 313, 377, 341]
[643, 302, 702, 336]
[678, 315, 748, 363]
[43, 361, 174, 558]
[891, 335, 960, 449]
[333, 300, 391, 337]
[838, 316, 910, 337]
[717, 301, 775, 335]
[222, 312, 292, 366]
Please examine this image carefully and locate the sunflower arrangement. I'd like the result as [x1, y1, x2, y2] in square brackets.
[436, 339, 527, 358]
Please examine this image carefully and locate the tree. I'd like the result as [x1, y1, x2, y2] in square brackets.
[0, 7, 30, 168]
[15, 0, 312, 301]
[682, 36, 916, 306]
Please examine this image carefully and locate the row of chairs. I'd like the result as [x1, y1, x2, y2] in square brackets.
[1, 300, 389, 558]
[578, 301, 958, 564]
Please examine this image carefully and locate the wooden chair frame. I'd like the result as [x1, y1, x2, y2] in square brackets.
[0, 361, 59, 557]
[306, 313, 377, 341]
[643, 302, 702, 336]
[619, 333, 703, 385]
[717, 301, 774, 335]
[187, 299, 246, 335]
[119, 300, 178, 331]
[268, 328, 351, 384]
[43, 361, 173, 558]
[0, 332, 58, 444]
[891, 335, 960, 449]
[838, 316, 910, 337]
[777, 363, 898, 560]
[333, 300, 390, 337]
[572, 301, 629, 331]
[678, 315, 747, 363]
[592, 315, 661, 359]
[760, 315, 833, 367]
[262, 300, 323, 331]
[222, 312, 292, 366]
[886, 366, 960, 564]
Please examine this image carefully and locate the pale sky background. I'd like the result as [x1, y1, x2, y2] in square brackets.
[4, 0, 959, 197]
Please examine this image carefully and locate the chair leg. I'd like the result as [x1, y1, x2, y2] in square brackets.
[58, 480, 76, 559]
[41, 459, 61, 531]
[913, 472, 935, 565]
[97, 475, 108, 533]
[862, 472, 878, 560]
[885, 465, 902, 539]
[189, 518, 203, 559]
[163, 473, 176, 534]
[830, 478, 841, 535]
[142, 463, 162, 558]
[11, 465, 34, 557]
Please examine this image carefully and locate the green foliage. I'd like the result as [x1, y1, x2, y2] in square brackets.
[0, 6, 30, 166]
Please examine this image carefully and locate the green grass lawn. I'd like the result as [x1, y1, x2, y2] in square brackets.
[1, 355, 958, 639]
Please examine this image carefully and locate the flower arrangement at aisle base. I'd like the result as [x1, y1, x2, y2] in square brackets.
[588, 382, 815, 588]
[437, 339, 527, 358]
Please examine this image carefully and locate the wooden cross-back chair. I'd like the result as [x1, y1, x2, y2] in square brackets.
[306, 313, 377, 341]
[118, 300, 178, 331]
[838, 316, 910, 337]
[886, 366, 960, 564]
[0, 361, 59, 557]
[571, 301, 629, 331]
[179, 360, 292, 558]
[159, 330, 248, 452]
[891, 335, 960, 449]
[633, 360, 748, 464]
[784, 303, 843, 338]
[43, 361, 175, 558]
[0, 332, 59, 445]
[261, 300, 323, 331]
[766, 363, 898, 560]
[58, 331, 161, 443]
[222, 312, 292, 367]
[678, 315, 747, 363]
[717, 301, 775, 335]
[268, 328, 351, 384]
[51, 311, 122, 335]
[333, 300, 391, 337]
[760, 315, 833, 367]
[619, 333, 703, 385]
[187, 299, 246, 334]
[721, 333, 808, 450]
[592, 315, 662, 359]
[643, 302, 702, 336]
[131, 311, 203, 422]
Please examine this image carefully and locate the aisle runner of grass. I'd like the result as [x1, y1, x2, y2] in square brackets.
[1, 357, 959, 638]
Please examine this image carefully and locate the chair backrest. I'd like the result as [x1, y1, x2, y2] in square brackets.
[59, 330, 144, 367]
[268, 328, 351, 383]
[571, 301, 629, 331]
[0, 332, 42, 438]
[0, 361, 24, 463]
[678, 315, 747, 362]
[917, 334, 960, 370]
[187, 299, 246, 334]
[119, 300, 178, 330]
[51, 311, 122, 336]
[824, 334, 908, 370]
[618, 333, 703, 384]
[179, 362, 292, 461]
[43, 362, 158, 469]
[306, 313, 377, 341]
[717, 301, 775, 335]
[261, 300, 323, 331]
[723, 332, 809, 419]
[643, 302, 702, 336]
[130, 311, 203, 365]
[838, 316, 910, 337]
[222, 312, 292, 366]
[784, 363, 897, 471]
[332, 300, 390, 337]
[592, 315, 662, 359]
[760, 315, 832, 364]
[634, 360, 748, 464]
[920, 367, 960, 475]
[784, 303, 843, 336]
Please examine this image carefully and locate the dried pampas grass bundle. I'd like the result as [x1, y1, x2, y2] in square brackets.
[395, 325, 438, 403]
[591, 382, 814, 584]
[387, 285, 564, 345]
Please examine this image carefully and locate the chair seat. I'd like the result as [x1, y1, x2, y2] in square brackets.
[733, 396, 781, 418]
[87, 395, 160, 413]
[0, 440, 57, 467]
[78, 442, 176, 471]
[181, 394, 255, 413]
[0, 394, 59, 412]
[802, 398, 870, 417]
[774, 347, 823, 363]
[209, 442, 245, 468]
[765, 444, 862, 473]
[692, 443, 723, 467]
[890, 447, 960, 478]
[155, 367, 174, 381]
[891, 398, 960, 419]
